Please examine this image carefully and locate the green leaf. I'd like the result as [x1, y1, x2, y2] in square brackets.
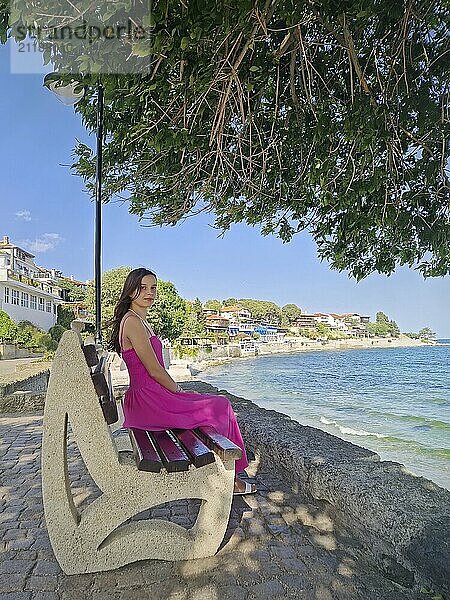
[132, 42, 152, 57]
[180, 36, 190, 50]
[143, 13, 156, 28]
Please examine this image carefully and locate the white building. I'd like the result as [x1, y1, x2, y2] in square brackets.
[0, 236, 65, 331]
[220, 305, 252, 324]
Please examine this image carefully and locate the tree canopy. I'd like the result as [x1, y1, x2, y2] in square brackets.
[181, 298, 206, 338]
[58, 279, 88, 303]
[238, 298, 282, 324]
[204, 299, 222, 312]
[149, 279, 187, 341]
[281, 303, 302, 324]
[3, 1, 449, 279]
[418, 326, 436, 339]
[0, 310, 17, 341]
[368, 311, 400, 336]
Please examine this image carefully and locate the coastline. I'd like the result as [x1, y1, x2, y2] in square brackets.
[184, 334, 431, 376]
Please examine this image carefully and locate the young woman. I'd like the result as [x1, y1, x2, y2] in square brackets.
[109, 268, 256, 495]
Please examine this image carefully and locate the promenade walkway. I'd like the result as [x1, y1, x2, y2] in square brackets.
[0, 412, 427, 600]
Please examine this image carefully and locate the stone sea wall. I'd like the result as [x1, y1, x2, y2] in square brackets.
[185, 335, 427, 374]
[0, 369, 49, 413]
[182, 380, 449, 597]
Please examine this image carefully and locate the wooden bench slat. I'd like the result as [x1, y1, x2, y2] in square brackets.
[130, 429, 163, 472]
[150, 431, 191, 472]
[88, 355, 119, 425]
[99, 367, 119, 425]
[195, 426, 242, 461]
[82, 344, 99, 367]
[173, 429, 215, 468]
[91, 357, 108, 396]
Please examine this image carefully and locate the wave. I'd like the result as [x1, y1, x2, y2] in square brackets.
[319, 417, 450, 459]
[319, 417, 387, 438]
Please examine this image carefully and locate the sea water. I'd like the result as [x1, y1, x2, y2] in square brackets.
[202, 341, 450, 490]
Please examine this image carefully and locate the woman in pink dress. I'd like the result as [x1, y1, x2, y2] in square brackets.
[109, 268, 256, 495]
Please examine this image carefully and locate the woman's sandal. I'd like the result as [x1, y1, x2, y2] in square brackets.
[233, 481, 257, 496]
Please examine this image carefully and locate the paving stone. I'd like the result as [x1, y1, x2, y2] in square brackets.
[6, 538, 34, 550]
[2, 528, 27, 540]
[248, 579, 286, 599]
[25, 575, 58, 592]
[1, 573, 27, 592]
[30, 537, 52, 550]
[213, 585, 247, 600]
[0, 522, 20, 531]
[32, 593, 59, 600]
[13, 550, 37, 561]
[57, 573, 95, 591]
[278, 557, 307, 573]
[61, 592, 96, 600]
[0, 559, 34, 574]
[32, 559, 62, 575]
[0, 593, 32, 600]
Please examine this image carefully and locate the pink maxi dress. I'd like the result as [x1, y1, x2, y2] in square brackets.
[120, 316, 249, 474]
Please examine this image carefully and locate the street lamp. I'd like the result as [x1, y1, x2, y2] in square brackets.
[43, 75, 104, 346]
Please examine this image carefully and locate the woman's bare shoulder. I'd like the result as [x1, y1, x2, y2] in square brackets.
[122, 312, 140, 328]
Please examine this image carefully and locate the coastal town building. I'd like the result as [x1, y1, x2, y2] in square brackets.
[294, 314, 317, 328]
[293, 312, 371, 336]
[204, 314, 230, 334]
[220, 305, 252, 324]
[0, 235, 65, 331]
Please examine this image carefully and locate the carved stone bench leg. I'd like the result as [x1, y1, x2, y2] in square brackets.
[42, 331, 235, 574]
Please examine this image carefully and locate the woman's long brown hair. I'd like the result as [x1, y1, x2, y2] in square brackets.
[108, 268, 157, 354]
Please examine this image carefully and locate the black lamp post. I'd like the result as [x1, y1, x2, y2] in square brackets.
[43, 75, 104, 346]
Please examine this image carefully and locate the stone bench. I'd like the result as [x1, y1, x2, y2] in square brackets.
[42, 325, 241, 575]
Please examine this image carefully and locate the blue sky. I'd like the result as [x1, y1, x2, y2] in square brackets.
[1, 42, 449, 336]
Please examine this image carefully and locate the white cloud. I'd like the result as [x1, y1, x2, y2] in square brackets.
[15, 210, 32, 222]
[21, 233, 63, 253]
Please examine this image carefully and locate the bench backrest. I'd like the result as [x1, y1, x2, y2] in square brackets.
[82, 344, 119, 425]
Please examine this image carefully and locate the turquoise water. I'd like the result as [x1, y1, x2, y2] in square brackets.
[202, 341, 450, 490]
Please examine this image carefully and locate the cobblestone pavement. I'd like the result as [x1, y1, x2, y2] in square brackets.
[0, 413, 430, 600]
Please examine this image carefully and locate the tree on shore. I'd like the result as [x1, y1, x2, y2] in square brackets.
[58, 279, 87, 303]
[238, 299, 282, 325]
[0, 310, 17, 342]
[180, 298, 206, 339]
[282, 304, 302, 325]
[3, 2, 447, 279]
[204, 299, 222, 312]
[418, 327, 436, 340]
[56, 306, 76, 330]
[86, 267, 132, 327]
[222, 298, 238, 308]
[376, 312, 389, 324]
[368, 312, 400, 337]
[148, 280, 187, 342]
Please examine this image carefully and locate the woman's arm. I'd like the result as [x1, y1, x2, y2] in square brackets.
[124, 316, 180, 393]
